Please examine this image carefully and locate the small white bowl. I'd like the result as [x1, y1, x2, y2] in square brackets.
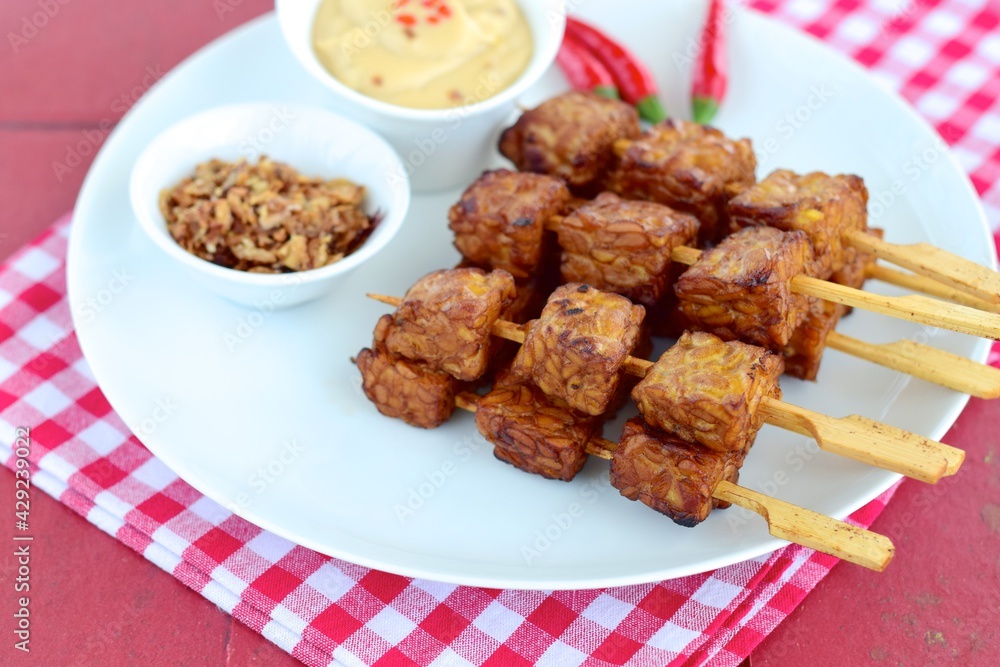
[276, 0, 566, 192]
[130, 102, 410, 309]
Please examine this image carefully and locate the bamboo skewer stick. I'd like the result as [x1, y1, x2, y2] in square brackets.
[454, 392, 894, 572]
[866, 264, 1000, 314]
[757, 400, 963, 478]
[709, 481, 894, 571]
[667, 246, 1000, 340]
[792, 277, 1000, 341]
[369, 294, 964, 483]
[825, 332, 1000, 399]
[843, 228, 1000, 305]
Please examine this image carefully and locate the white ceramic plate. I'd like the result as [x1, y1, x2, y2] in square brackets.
[67, 1, 993, 589]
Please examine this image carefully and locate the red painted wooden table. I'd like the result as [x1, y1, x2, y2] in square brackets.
[1, 1, 997, 665]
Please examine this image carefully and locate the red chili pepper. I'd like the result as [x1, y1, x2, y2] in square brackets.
[564, 17, 666, 123]
[556, 35, 620, 100]
[691, 0, 728, 125]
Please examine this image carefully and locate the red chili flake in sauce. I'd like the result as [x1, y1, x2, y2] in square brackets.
[395, 0, 453, 27]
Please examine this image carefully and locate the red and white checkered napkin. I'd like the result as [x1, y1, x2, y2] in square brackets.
[3, 1, 999, 664]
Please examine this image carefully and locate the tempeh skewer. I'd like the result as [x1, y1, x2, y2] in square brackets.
[453, 392, 894, 572]
[721, 167, 1000, 304]
[554, 201, 1000, 392]
[625, 340, 964, 484]
[369, 293, 964, 483]
[719, 169, 989, 311]
[464, 185, 998, 392]
[537, 213, 1000, 340]
[668, 244, 1000, 340]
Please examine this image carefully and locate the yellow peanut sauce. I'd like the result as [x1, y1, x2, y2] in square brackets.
[312, 0, 533, 109]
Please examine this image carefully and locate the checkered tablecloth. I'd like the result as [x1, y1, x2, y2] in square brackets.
[2, 1, 999, 665]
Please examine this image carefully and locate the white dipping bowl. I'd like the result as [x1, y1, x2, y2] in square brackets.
[130, 102, 410, 309]
[276, 0, 566, 192]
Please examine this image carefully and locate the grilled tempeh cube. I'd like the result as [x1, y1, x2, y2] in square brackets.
[783, 299, 843, 381]
[384, 268, 516, 382]
[606, 119, 756, 245]
[498, 91, 641, 196]
[357, 315, 456, 429]
[510, 284, 646, 416]
[557, 192, 701, 309]
[448, 169, 570, 279]
[674, 226, 816, 350]
[632, 331, 783, 453]
[610, 417, 744, 527]
[728, 170, 869, 278]
[476, 380, 601, 481]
